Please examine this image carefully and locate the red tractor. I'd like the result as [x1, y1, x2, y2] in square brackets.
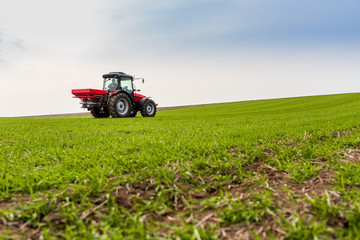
[72, 72, 157, 118]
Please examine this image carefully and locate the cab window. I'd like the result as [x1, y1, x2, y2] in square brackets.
[120, 78, 133, 94]
[103, 77, 119, 91]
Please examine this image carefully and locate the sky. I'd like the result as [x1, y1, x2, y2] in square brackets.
[0, 0, 359, 117]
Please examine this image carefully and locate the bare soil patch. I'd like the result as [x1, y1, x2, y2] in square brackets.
[215, 162, 337, 239]
[343, 147, 360, 163]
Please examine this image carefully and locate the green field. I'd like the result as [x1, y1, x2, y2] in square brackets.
[1, 93, 360, 239]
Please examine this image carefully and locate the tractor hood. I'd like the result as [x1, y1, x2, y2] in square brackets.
[134, 92, 146, 102]
[134, 93, 145, 98]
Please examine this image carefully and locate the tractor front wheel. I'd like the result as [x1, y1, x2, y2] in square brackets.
[141, 99, 157, 117]
[108, 93, 133, 118]
[90, 107, 110, 118]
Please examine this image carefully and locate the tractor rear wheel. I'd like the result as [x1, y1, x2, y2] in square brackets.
[108, 93, 133, 118]
[141, 99, 157, 117]
[90, 107, 110, 118]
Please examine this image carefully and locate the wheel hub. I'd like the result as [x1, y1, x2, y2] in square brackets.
[147, 104, 154, 114]
[116, 99, 129, 114]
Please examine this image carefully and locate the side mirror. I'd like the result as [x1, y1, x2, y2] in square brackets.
[134, 77, 145, 84]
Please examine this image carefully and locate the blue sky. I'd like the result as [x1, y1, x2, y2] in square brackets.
[105, 1, 360, 50]
[0, 0, 359, 116]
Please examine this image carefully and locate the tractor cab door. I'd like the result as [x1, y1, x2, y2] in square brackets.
[120, 77, 134, 95]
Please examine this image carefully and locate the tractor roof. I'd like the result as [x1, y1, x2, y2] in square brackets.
[103, 72, 133, 79]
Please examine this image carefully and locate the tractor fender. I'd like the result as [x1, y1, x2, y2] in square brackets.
[139, 97, 150, 109]
[108, 90, 133, 104]
[109, 90, 132, 99]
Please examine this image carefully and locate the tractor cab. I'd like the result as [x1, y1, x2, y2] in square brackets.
[103, 72, 134, 95]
